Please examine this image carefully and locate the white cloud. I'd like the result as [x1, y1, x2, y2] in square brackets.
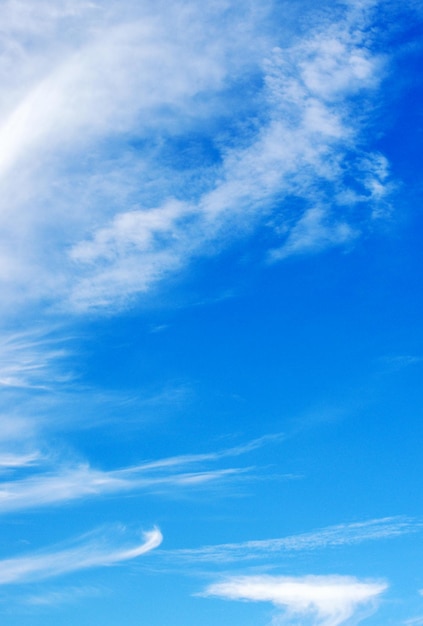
[203, 574, 387, 626]
[171, 516, 420, 563]
[0, 0, 395, 316]
[0, 526, 162, 584]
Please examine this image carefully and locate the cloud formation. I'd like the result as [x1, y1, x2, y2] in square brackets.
[0, 526, 162, 585]
[204, 574, 387, 626]
[0, 0, 394, 316]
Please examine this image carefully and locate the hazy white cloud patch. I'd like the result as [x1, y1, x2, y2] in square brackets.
[22, 585, 102, 607]
[0, 525, 162, 584]
[0, 327, 78, 466]
[270, 207, 358, 261]
[0, 413, 37, 445]
[379, 354, 423, 373]
[203, 574, 387, 626]
[0, 0, 396, 316]
[404, 617, 423, 626]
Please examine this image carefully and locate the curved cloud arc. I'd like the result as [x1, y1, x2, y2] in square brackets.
[0, 527, 163, 585]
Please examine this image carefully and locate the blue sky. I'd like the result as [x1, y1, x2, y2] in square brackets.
[0, 0, 422, 624]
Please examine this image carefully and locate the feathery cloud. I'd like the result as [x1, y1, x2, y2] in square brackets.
[171, 516, 420, 563]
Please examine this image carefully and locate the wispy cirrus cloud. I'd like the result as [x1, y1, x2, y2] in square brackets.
[170, 516, 420, 563]
[0, 327, 73, 390]
[0, 434, 284, 513]
[0, 526, 162, 585]
[0, 0, 402, 316]
[203, 574, 387, 626]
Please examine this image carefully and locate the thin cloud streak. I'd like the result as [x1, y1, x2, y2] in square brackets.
[203, 574, 387, 626]
[171, 517, 420, 563]
[24, 585, 101, 607]
[129, 433, 284, 471]
[0, 435, 282, 513]
[0, 526, 162, 585]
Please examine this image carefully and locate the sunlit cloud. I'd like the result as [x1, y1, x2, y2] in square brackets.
[203, 574, 387, 626]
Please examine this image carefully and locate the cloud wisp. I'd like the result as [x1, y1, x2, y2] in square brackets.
[23, 585, 101, 607]
[0, 451, 41, 470]
[171, 516, 419, 563]
[0, 435, 283, 513]
[203, 574, 387, 626]
[0, 526, 162, 585]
